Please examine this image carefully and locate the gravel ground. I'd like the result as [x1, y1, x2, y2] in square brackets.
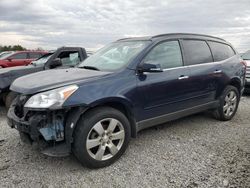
[0, 96, 249, 188]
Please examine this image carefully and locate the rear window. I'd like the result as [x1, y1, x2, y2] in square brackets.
[208, 41, 235, 61]
[182, 40, 213, 65]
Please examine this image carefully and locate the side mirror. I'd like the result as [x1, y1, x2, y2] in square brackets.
[137, 62, 163, 73]
[7, 58, 12, 62]
[49, 58, 62, 68]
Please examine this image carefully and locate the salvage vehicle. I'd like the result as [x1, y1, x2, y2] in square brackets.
[7, 33, 246, 168]
[0, 51, 48, 68]
[0, 47, 88, 108]
[241, 51, 250, 92]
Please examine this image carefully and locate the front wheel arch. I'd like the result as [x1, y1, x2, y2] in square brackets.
[65, 100, 137, 149]
[87, 98, 137, 138]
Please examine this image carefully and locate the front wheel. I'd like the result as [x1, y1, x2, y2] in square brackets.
[73, 107, 131, 168]
[213, 85, 240, 121]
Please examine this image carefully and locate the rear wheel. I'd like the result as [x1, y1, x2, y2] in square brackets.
[213, 85, 240, 121]
[73, 107, 131, 168]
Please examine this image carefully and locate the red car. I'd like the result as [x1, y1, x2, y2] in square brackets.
[0, 51, 48, 68]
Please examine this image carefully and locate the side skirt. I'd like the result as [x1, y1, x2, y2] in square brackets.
[136, 101, 219, 132]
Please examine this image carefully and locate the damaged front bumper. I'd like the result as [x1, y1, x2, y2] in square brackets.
[7, 96, 87, 157]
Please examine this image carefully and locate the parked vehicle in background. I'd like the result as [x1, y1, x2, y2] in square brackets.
[7, 33, 246, 168]
[0, 47, 88, 108]
[0, 51, 14, 59]
[241, 51, 250, 93]
[0, 51, 47, 68]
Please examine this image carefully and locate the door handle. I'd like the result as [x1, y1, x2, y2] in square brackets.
[178, 75, 189, 80]
[213, 70, 222, 74]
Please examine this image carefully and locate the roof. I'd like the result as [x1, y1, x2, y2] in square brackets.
[13, 50, 48, 53]
[117, 33, 226, 43]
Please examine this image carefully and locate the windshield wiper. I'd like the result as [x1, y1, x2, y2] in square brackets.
[81, 66, 100, 71]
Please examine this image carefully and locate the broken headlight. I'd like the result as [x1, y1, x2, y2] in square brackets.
[24, 85, 78, 109]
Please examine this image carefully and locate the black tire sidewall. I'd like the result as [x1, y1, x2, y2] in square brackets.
[73, 107, 131, 168]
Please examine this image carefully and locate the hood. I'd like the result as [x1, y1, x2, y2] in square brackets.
[0, 65, 35, 77]
[0, 65, 41, 90]
[11, 68, 111, 94]
[0, 59, 8, 63]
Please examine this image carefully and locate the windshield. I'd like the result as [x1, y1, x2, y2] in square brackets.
[78, 41, 150, 71]
[32, 53, 53, 65]
[0, 51, 15, 59]
[241, 52, 250, 60]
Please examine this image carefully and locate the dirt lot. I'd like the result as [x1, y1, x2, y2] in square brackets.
[0, 96, 249, 188]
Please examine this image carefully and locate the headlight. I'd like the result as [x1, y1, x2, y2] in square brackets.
[24, 85, 79, 109]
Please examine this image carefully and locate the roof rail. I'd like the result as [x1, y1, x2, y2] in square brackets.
[152, 33, 226, 41]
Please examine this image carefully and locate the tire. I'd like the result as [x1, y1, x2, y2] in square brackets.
[213, 85, 240, 121]
[5, 92, 18, 110]
[73, 107, 131, 168]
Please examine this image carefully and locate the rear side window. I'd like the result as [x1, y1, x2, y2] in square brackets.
[208, 41, 235, 61]
[29, 52, 42, 59]
[182, 40, 213, 65]
[10, 52, 28, 59]
[144, 40, 183, 69]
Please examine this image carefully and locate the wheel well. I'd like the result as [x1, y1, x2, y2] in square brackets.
[229, 79, 241, 94]
[85, 102, 137, 138]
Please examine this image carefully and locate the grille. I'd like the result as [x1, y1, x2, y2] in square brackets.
[246, 66, 250, 79]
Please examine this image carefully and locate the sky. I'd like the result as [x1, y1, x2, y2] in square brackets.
[0, 0, 250, 52]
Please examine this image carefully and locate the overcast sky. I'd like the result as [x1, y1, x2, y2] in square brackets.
[0, 0, 250, 52]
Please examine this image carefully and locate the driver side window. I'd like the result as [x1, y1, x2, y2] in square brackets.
[144, 41, 183, 69]
[10, 52, 28, 60]
[58, 51, 80, 66]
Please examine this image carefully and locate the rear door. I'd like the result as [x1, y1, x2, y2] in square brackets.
[7, 52, 29, 67]
[181, 39, 222, 104]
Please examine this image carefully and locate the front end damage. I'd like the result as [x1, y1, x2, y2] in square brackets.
[7, 95, 86, 157]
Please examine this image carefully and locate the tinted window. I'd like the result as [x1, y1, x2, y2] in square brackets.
[182, 40, 213, 65]
[208, 41, 235, 61]
[144, 41, 183, 69]
[29, 52, 42, 59]
[58, 51, 81, 66]
[10, 53, 27, 59]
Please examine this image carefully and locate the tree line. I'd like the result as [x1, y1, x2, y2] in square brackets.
[0, 45, 27, 52]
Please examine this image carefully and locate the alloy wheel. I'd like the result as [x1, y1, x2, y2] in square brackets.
[86, 118, 125, 161]
[223, 90, 237, 117]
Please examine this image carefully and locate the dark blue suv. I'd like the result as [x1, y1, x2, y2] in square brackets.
[7, 33, 246, 168]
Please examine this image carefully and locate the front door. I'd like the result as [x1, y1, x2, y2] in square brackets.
[8, 52, 29, 66]
[136, 40, 193, 121]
